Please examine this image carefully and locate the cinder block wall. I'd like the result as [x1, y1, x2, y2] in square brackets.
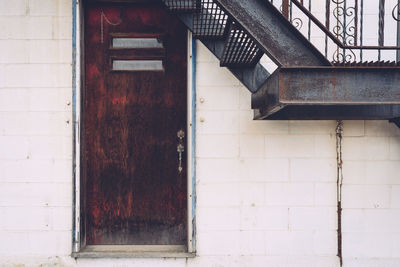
[0, 0, 73, 261]
[341, 120, 400, 267]
[0, 1, 399, 266]
[194, 43, 339, 267]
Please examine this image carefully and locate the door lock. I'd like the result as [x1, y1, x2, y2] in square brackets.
[177, 129, 185, 173]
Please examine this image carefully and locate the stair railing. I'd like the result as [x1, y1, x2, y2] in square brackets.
[270, 0, 400, 64]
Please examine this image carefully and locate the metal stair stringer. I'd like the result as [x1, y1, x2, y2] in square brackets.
[214, 0, 331, 67]
[179, 13, 270, 93]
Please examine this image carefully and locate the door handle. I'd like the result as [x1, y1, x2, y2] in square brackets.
[177, 129, 185, 173]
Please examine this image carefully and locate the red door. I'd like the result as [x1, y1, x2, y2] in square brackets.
[83, 2, 187, 245]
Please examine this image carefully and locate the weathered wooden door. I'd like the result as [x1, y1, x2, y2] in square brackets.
[83, 2, 187, 245]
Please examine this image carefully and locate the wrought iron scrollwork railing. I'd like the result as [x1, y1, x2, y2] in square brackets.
[269, 0, 400, 64]
[393, 2, 400, 21]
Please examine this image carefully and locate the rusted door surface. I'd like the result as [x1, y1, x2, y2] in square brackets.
[83, 2, 187, 245]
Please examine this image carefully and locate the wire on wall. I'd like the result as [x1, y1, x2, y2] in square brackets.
[336, 120, 344, 267]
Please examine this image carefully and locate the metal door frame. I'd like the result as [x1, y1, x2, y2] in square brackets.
[72, 0, 196, 256]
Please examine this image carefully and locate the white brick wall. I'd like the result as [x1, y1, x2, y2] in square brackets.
[0, 1, 399, 267]
[341, 120, 400, 265]
[193, 43, 340, 266]
[0, 0, 73, 262]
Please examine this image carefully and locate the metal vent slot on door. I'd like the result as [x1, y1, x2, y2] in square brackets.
[112, 59, 164, 71]
[109, 34, 165, 72]
[162, 0, 200, 12]
[112, 38, 163, 49]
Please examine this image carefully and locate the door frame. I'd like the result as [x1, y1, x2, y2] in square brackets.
[71, 0, 196, 256]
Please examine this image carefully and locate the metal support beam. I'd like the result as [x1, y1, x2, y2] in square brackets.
[252, 67, 400, 120]
[254, 105, 400, 120]
[179, 13, 269, 92]
[214, 0, 331, 67]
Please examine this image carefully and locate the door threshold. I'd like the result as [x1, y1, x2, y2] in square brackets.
[72, 245, 195, 258]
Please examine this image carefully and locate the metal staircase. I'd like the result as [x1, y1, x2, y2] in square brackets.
[162, 0, 400, 126]
[172, 0, 269, 93]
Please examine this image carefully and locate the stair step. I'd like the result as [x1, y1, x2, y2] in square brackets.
[176, 10, 271, 93]
[162, 0, 200, 13]
[193, 0, 231, 39]
[220, 23, 263, 67]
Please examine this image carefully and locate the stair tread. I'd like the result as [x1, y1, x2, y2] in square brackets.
[220, 23, 263, 67]
[193, 0, 230, 38]
[332, 61, 400, 67]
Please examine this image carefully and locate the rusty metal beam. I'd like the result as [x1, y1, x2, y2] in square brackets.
[214, 0, 331, 67]
[254, 105, 400, 120]
[252, 66, 400, 120]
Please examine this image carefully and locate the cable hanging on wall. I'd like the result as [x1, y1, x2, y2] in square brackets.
[336, 120, 344, 267]
[100, 9, 122, 43]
